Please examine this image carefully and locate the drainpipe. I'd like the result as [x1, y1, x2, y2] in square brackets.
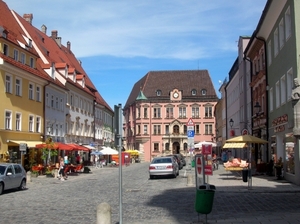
[244, 56, 253, 133]
[255, 36, 269, 162]
[43, 81, 51, 141]
[150, 101, 152, 161]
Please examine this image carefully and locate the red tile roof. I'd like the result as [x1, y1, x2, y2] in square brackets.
[125, 70, 218, 108]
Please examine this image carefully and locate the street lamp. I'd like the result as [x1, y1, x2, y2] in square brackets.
[254, 102, 261, 116]
[229, 118, 234, 128]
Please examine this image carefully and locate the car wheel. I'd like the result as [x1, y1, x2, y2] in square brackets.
[0, 182, 3, 195]
[19, 179, 26, 190]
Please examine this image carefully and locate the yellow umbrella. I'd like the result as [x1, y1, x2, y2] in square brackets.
[226, 135, 268, 144]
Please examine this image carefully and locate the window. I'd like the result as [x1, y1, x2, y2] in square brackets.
[183, 125, 187, 135]
[60, 98, 63, 110]
[201, 89, 207, 95]
[136, 108, 140, 118]
[46, 93, 49, 106]
[144, 125, 148, 134]
[287, 68, 293, 101]
[274, 28, 279, 57]
[285, 7, 291, 40]
[36, 117, 41, 132]
[191, 89, 197, 96]
[20, 52, 25, 64]
[29, 116, 34, 132]
[166, 107, 173, 118]
[153, 143, 159, 151]
[179, 107, 186, 118]
[51, 95, 54, 108]
[137, 125, 141, 135]
[5, 111, 12, 130]
[267, 40, 272, 65]
[195, 125, 200, 134]
[205, 106, 212, 117]
[192, 107, 199, 118]
[280, 75, 286, 105]
[165, 125, 169, 134]
[55, 124, 59, 135]
[13, 49, 19, 61]
[173, 125, 179, 134]
[269, 87, 274, 112]
[3, 44, 8, 55]
[29, 83, 34, 100]
[16, 113, 21, 131]
[29, 57, 34, 68]
[153, 107, 161, 118]
[279, 19, 284, 49]
[156, 90, 161, 96]
[70, 94, 73, 106]
[15, 78, 21, 96]
[36, 86, 41, 102]
[56, 97, 59, 109]
[5, 75, 12, 93]
[153, 125, 161, 135]
[275, 81, 280, 108]
[144, 108, 148, 118]
[205, 124, 213, 135]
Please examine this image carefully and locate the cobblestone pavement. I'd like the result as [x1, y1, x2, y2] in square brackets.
[0, 161, 300, 224]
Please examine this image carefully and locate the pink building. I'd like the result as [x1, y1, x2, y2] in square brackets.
[123, 70, 218, 162]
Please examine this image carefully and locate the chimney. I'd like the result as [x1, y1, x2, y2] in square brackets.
[23, 14, 33, 25]
[67, 41, 71, 51]
[51, 30, 61, 47]
[41, 25, 47, 34]
[51, 30, 58, 39]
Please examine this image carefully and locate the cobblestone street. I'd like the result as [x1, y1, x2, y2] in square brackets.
[0, 162, 300, 224]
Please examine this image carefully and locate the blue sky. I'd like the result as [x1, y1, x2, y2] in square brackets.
[7, 0, 267, 109]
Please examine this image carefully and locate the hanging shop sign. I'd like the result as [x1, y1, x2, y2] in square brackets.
[272, 114, 288, 126]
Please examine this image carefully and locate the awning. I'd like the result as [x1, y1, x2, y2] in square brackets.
[223, 142, 247, 148]
[67, 144, 90, 151]
[82, 145, 96, 150]
[9, 140, 44, 148]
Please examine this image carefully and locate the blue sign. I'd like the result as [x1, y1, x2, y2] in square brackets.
[187, 130, 194, 138]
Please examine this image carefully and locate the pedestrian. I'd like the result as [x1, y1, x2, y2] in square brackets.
[59, 157, 67, 181]
[76, 154, 80, 164]
[95, 155, 99, 168]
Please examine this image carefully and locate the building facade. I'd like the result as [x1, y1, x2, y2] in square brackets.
[123, 70, 218, 162]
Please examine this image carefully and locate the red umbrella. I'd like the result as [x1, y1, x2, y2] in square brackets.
[67, 144, 90, 152]
[36, 142, 74, 151]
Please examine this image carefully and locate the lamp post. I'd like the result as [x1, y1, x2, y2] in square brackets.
[229, 118, 234, 129]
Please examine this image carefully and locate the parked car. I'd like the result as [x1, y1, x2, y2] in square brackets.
[149, 156, 179, 179]
[165, 154, 183, 169]
[0, 163, 27, 195]
[175, 153, 186, 166]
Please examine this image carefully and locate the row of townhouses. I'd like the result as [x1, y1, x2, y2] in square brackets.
[0, 1, 114, 165]
[215, 0, 300, 185]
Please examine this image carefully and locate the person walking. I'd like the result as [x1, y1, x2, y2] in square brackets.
[95, 155, 99, 168]
[58, 157, 67, 181]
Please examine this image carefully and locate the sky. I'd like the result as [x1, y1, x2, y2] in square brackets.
[7, 0, 267, 109]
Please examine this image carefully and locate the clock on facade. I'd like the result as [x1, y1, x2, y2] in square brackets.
[173, 92, 179, 98]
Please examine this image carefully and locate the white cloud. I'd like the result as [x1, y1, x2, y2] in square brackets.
[7, 0, 267, 60]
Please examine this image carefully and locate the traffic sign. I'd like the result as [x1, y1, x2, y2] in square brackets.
[187, 118, 194, 126]
[196, 157, 202, 175]
[187, 130, 194, 138]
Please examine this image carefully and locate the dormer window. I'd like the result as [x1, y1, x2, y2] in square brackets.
[191, 89, 197, 96]
[201, 89, 207, 95]
[156, 90, 161, 96]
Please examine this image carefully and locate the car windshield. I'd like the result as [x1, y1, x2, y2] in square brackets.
[0, 165, 6, 175]
[152, 158, 172, 164]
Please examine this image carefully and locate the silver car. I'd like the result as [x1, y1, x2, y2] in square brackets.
[0, 163, 27, 195]
[149, 156, 179, 179]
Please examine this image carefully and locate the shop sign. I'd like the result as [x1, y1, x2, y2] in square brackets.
[274, 125, 285, 133]
[272, 114, 288, 126]
[19, 143, 27, 152]
[241, 129, 249, 135]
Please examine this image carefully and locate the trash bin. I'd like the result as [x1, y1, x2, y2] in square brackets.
[195, 184, 216, 214]
[242, 169, 248, 182]
[191, 160, 195, 167]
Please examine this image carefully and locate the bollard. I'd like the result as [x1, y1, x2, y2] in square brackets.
[26, 171, 32, 182]
[97, 202, 111, 224]
[187, 173, 193, 186]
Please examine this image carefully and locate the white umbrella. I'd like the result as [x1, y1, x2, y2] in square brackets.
[100, 147, 119, 155]
[194, 141, 216, 148]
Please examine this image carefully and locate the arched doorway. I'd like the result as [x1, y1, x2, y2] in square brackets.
[172, 142, 180, 154]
